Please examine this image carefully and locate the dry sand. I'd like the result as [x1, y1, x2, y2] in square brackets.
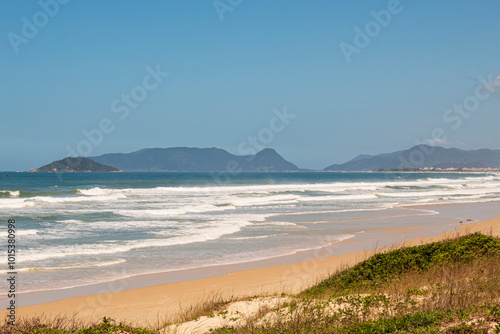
[3, 215, 499, 327]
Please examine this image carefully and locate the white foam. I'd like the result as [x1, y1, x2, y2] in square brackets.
[33, 176, 499, 215]
[228, 233, 288, 240]
[19, 220, 249, 262]
[75, 219, 189, 231]
[56, 219, 84, 224]
[0, 199, 35, 209]
[17, 229, 38, 236]
[77, 187, 110, 196]
[0, 190, 20, 197]
[9, 174, 500, 267]
[223, 194, 300, 207]
[299, 194, 378, 202]
[116, 204, 236, 218]
[0, 258, 126, 274]
[378, 187, 499, 199]
[78, 182, 384, 198]
[0, 229, 38, 238]
[263, 221, 302, 227]
[33, 193, 126, 203]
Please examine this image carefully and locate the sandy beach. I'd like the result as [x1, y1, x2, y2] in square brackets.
[3, 202, 499, 327]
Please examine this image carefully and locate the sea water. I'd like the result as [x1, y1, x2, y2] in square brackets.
[1, 171, 499, 293]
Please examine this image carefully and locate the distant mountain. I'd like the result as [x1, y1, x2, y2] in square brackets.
[324, 145, 500, 171]
[350, 154, 374, 163]
[91, 147, 299, 172]
[30, 157, 121, 172]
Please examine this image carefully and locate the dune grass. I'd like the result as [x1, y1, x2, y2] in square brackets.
[212, 233, 500, 333]
[0, 315, 156, 334]
[303, 232, 500, 297]
[0, 294, 236, 334]
[3, 232, 500, 333]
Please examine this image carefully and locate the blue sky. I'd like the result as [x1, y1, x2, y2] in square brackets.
[1, 0, 499, 171]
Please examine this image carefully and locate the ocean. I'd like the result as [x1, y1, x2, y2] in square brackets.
[1, 171, 500, 295]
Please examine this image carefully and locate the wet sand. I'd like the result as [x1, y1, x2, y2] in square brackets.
[2, 202, 499, 326]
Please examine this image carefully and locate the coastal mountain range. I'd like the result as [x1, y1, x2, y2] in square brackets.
[31, 145, 500, 172]
[91, 147, 300, 172]
[324, 145, 500, 171]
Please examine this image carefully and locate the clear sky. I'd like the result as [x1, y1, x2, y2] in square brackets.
[1, 0, 499, 171]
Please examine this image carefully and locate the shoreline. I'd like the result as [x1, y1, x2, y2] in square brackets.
[2, 201, 499, 326]
[5, 201, 492, 301]
[0, 205, 438, 299]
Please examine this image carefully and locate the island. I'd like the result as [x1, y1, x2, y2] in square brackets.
[29, 157, 122, 172]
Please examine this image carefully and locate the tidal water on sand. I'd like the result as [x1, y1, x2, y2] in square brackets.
[1, 171, 499, 293]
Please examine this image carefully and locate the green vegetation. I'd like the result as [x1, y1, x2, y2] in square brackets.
[209, 233, 500, 334]
[3, 233, 500, 333]
[33, 157, 120, 172]
[0, 316, 156, 334]
[212, 310, 445, 333]
[304, 232, 500, 297]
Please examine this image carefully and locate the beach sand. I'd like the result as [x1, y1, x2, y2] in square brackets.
[3, 211, 500, 327]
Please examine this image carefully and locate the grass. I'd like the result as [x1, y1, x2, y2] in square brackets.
[0, 316, 156, 334]
[211, 233, 500, 333]
[0, 294, 237, 334]
[168, 294, 237, 324]
[3, 233, 500, 333]
[303, 232, 500, 297]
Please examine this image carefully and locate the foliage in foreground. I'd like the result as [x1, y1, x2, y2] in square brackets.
[3, 233, 500, 333]
[212, 304, 500, 333]
[303, 232, 500, 297]
[212, 233, 500, 333]
[0, 316, 156, 334]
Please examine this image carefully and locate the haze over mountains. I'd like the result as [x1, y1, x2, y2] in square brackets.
[324, 145, 500, 171]
[31, 145, 500, 172]
[91, 147, 300, 172]
[91, 145, 500, 172]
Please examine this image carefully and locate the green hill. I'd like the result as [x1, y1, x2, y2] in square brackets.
[31, 157, 121, 172]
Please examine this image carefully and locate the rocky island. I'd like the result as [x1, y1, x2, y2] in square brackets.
[29, 157, 121, 172]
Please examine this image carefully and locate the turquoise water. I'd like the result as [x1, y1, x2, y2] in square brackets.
[1, 171, 499, 293]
